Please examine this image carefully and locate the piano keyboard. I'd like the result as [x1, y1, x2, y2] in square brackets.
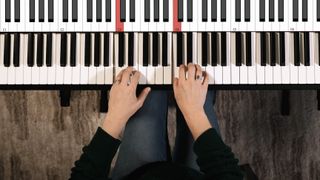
[1, 0, 320, 32]
[1, 32, 320, 85]
[1, 0, 320, 88]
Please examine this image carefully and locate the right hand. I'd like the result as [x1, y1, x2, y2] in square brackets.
[173, 63, 209, 118]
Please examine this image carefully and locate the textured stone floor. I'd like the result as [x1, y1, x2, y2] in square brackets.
[0, 90, 319, 180]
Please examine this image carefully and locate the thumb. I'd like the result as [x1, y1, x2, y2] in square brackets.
[137, 87, 151, 106]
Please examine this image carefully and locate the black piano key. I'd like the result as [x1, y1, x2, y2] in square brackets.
[269, 0, 274, 22]
[235, 33, 242, 66]
[27, 33, 34, 67]
[260, 33, 266, 66]
[13, 34, 20, 67]
[178, 0, 183, 22]
[94, 33, 100, 67]
[177, 33, 183, 66]
[130, 0, 135, 22]
[163, 0, 169, 22]
[104, 33, 110, 66]
[46, 33, 52, 67]
[211, 33, 217, 66]
[63, 0, 68, 22]
[318, 0, 320, 21]
[187, 0, 193, 22]
[293, 0, 298, 22]
[260, 0, 265, 22]
[294, 32, 300, 66]
[152, 33, 158, 66]
[270, 33, 276, 66]
[87, 0, 93, 22]
[97, 0, 102, 22]
[118, 33, 125, 67]
[154, 0, 159, 22]
[145, 0, 150, 22]
[60, 33, 67, 67]
[37, 34, 44, 67]
[245, 0, 250, 22]
[72, 0, 78, 22]
[221, 0, 226, 22]
[106, 0, 111, 22]
[221, 32, 227, 66]
[15, 0, 20, 22]
[70, 33, 76, 67]
[39, 0, 44, 22]
[48, 0, 54, 22]
[211, 0, 217, 22]
[202, 0, 208, 22]
[128, 33, 134, 66]
[187, 32, 193, 63]
[162, 33, 168, 66]
[201, 32, 208, 66]
[5, 0, 11, 22]
[143, 33, 149, 66]
[3, 34, 10, 67]
[235, 0, 241, 22]
[246, 32, 252, 66]
[304, 33, 310, 66]
[120, 0, 126, 22]
[302, 0, 308, 22]
[85, 33, 91, 66]
[278, 0, 284, 21]
[279, 32, 286, 66]
[30, 0, 35, 22]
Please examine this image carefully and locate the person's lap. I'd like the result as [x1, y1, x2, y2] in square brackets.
[111, 90, 220, 179]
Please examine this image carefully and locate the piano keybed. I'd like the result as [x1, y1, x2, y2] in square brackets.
[0, 0, 320, 88]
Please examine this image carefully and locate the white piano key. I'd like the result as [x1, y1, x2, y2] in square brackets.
[80, 33, 89, 84]
[157, 0, 164, 31]
[265, 33, 273, 84]
[215, 0, 222, 31]
[315, 33, 320, 83]
[58, 0, 67, 31]
[8, 0, 17, 32]
[206, 33, 214, 84]
[264, 0, 271, 31]
[163, 32, 172, 84]
[288, 0, 296, 31]
[42, 0, 50, 32]
[91, 0, 99, 32]
[307, 32, 315, 84]
[223, 32, 231, 84]
[133, 0, 141, 31]
[47, 33, 56, 84]
[248, 32, 257, 84]
[39, 34, 48, 84]
[55, 33, 64, 84]
[189, 0, 198, 31]
[96, 33, 105, 85]
[104, 33, 114, 84]
[155, 33, 164, 84]
[173, 33, 179, 79]
[83, 0, 91, 32]
[7, 34, 15, 85]
[0, 34, 7, 84]
[23, 34, 32, 84]
[256, 33, 265, 84]
[197, 0, 205, 32]
[288, 33, 298, 84]
[88, 33, 97, 84]
[247, 0, 255, 31]
[31, 34, 40, 84]
[114, 33, 122, 79]
[64, 33, 72, 84]
[298, 33, 307, 84]
[149, 0, 156, 32]
[273, 33, 282, 84]
[230, 33, 239, 84]
[147, 33, 155, 84]
[255, 0, 263, 31]
[239, 33, 248, 84]
[239, 0, 246, 31]
[181, 0, 189, 31]
[296, 0, 303, 31]
[67, 0, 74, 31]
[133, 32, 139, 70]
[214, 33, 223, 85]
[138, 33, 147, 84]
[124, 0, 131, 31]
[307, 0, 314, 31]
[274, 0, 279, 30]
[19, 0, 26, 31]
[75, 0, 83, 31]
[72, 33, 81, 84]
[279, 0, 289, 31]
[15, 34, 24, 84]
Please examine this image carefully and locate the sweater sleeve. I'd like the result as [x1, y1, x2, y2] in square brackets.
[70, 127, 121, 180]
[193, 128, 244, 180]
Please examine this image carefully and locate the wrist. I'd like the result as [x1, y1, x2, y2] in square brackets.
[102, 114, 127, 139]
[182, 108, 206, 121]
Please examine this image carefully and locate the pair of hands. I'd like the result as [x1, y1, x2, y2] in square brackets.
[103, 64, 211, 139]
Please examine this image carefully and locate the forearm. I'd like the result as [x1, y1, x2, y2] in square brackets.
[183, 109, 212, 140]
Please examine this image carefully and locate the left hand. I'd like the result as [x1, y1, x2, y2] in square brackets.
[102, 67, 151, 139]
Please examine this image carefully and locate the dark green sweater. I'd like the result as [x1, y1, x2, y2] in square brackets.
[70, 127, 243, 180]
